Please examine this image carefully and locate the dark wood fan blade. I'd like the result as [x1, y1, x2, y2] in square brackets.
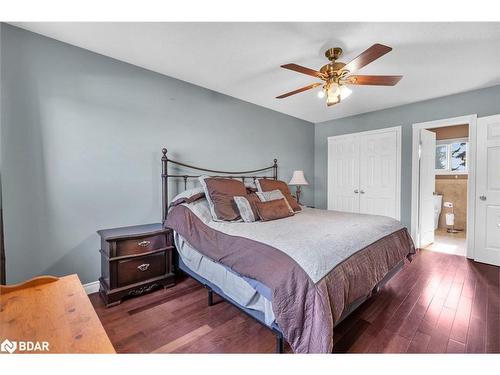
[344, 75, 403, 86]
[342, 44, 392, 73]
[276, 83, 322, 99]
[281, 64, 325, 79]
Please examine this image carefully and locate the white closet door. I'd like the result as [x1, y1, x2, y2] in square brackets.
[359, 129, 400, 219]
[418, 129, 437, 248]
[327, 136, 360, 213]
[475, 115, 500, 266]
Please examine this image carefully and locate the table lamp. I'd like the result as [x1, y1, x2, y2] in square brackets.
[289, 170, 309, 205]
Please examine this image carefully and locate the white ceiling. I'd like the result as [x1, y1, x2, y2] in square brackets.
[11, 22, 500, 123]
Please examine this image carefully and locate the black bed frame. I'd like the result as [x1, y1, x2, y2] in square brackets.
[160, 147, 403, 354]
[160, 148, 286, 352]
[161, 147, 278, 226]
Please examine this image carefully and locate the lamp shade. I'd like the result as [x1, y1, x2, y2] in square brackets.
[289, 170, 309, 186]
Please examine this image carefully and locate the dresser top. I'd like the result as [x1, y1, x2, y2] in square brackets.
[0, 274, 115, 353]
[97, 223, 169, 241]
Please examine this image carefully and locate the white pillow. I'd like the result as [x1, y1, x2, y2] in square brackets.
[234, 196, 258, 223]
[245, 180, 257, 191]
[171, 187, 205, 203]
[255, 178, 264, 192]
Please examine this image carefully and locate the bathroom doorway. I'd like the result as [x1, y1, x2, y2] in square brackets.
[425, 124, 468, 256]
[411, 115, 477, 259]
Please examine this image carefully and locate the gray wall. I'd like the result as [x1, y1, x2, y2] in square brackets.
[3, 22, 500, 285]
[314, 84, 500, 228]
[0, 24, 314, 284]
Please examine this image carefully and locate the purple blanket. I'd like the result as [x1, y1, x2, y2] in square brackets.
[166, 205, 415, 353]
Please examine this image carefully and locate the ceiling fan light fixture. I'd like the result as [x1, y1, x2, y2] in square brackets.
[276, 44, 401, 106]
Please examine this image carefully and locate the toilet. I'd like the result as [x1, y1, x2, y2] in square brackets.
[433, 195, 443, 230]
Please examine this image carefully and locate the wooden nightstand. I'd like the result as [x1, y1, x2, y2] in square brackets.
[98, 223, 175, 307]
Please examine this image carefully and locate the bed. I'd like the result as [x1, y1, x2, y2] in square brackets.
[160, 148, 415, 353]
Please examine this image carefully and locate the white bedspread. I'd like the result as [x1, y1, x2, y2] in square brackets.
[185, 200, 404, 283]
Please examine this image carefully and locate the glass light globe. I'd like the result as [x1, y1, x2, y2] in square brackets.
[326, 83, 341, 106]
[340, 86, 352, 100]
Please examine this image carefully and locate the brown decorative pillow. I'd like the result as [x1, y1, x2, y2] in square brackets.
[256, 179, 302, 212]
[200, 177, 247, 221]
[254, 198, 295, 222]
[255, 190, 293, 214]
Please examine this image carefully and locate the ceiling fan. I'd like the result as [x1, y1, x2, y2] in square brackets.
[276, 44, 402, 107]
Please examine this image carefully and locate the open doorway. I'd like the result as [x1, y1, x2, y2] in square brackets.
[425, 124, 468, 256]
[411, 115, 477, 259]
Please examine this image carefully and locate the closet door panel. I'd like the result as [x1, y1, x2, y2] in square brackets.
[327, 136, 360, 213]
[359, 131, 399, 219]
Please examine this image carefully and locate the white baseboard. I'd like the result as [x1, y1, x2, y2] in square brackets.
[83, 280, 100, 295]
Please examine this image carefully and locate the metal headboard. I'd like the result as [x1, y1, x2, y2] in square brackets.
[161, 148, 278, 224]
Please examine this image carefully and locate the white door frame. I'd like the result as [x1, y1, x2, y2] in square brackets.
[410, 114, 477, 258]
[328, 125, 402, 220]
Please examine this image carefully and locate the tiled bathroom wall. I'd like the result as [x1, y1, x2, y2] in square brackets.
[435, 175, 467, 231]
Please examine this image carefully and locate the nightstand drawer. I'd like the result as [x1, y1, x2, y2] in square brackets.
[116, 252, 167, 287]
[98, 223, 175, 307]
[115, 233, 167, 257]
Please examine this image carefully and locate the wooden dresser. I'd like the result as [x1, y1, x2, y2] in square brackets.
[0, 274, 115, 354]
[98, 223, 175, 307]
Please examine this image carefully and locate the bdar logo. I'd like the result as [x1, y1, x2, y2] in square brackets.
[0, 339, 49, 353]
[1, 339, 17, 354]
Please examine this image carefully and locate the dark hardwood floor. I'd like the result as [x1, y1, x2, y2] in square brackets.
[89, 249, 499, 353]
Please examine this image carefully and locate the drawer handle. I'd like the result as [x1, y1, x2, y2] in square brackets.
[137, 263, 150, 272]
[138, 240, 151, 247]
